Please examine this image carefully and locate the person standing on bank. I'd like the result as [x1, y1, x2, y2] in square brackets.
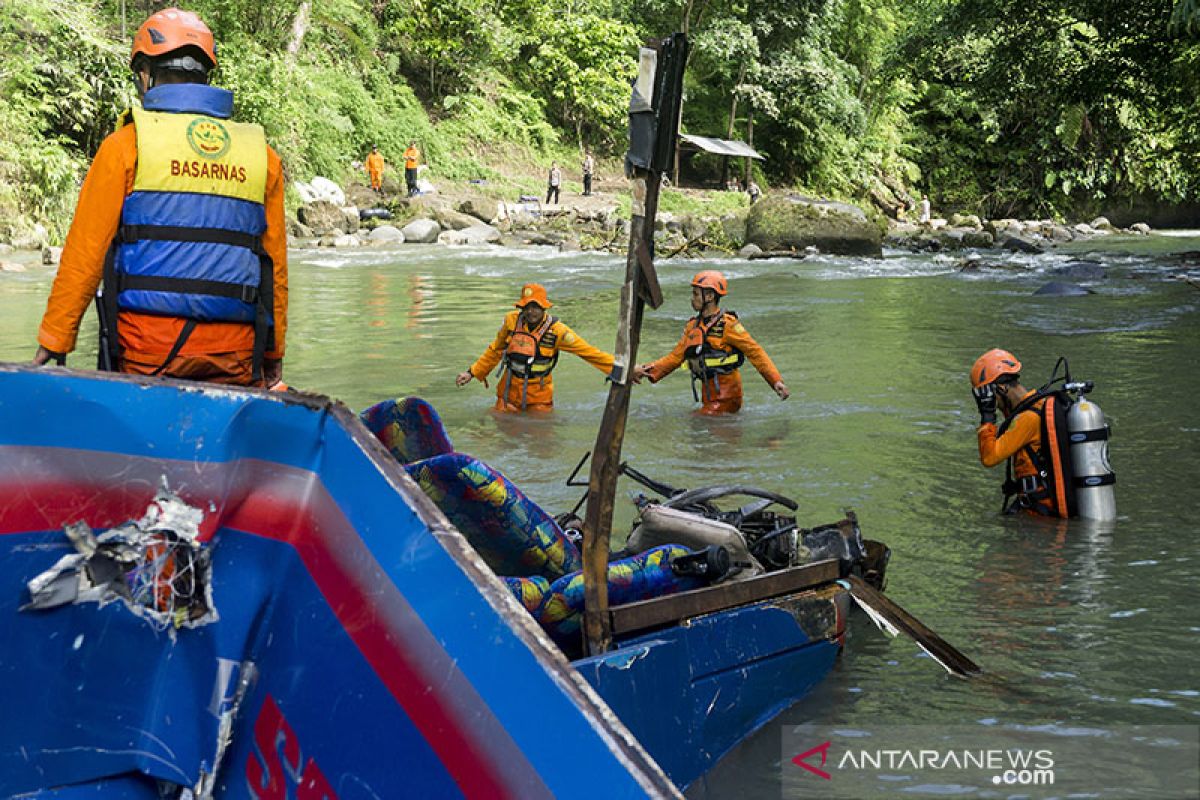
[365, 144, 385, 194]
[581, 151, 595, 196]
[32, 7, 287, 388]
[546, 163, 562, 205]
[456, 283, 613, 413]
[404, 141, 421, 197]
[633, 271, 789, 415]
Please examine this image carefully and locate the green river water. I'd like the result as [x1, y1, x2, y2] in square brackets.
[1, 233, 1198, 796]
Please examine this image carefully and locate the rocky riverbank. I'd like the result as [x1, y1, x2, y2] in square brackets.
[0, 174, 1159, 270]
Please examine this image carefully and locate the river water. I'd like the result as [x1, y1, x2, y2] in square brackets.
[2, 233, 1198, 796]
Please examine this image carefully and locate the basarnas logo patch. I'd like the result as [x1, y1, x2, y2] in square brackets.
[187, 118, 231, 160]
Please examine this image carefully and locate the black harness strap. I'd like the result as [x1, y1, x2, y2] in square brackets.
[121, 224, 261, 252]
[150, 319, 198, 376]
[119, 274, 259, 303]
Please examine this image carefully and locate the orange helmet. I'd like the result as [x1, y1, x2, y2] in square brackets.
[691, 270, 727, 297]
[515, 283, 552, 309]
[971, 349, 1021, 388]
[131, 8, 217, 70]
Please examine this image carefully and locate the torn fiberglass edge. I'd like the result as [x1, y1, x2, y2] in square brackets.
[22, 479, 218, 635]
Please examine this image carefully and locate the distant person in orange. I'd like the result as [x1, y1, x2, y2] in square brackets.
[31, 7, 287, 388]
[404, 141, 421, 197]
[365, 144, 385, 193]
[634, 271, 788, 415]
[456, 283, 613, 413]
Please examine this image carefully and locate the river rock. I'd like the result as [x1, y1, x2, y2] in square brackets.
[738, 243, 763, 258]
[435, 208, 479, 231]
[367, 225, 405, 243]
[746, 196, 882, 257]
[721, 211, 748, 247]
[401, 218, 441, 243]
[962, 231, 994, 248]
[1034, 281, 1093, 296]
[1131, 222, 1151, 234]
[0, 260, 26, 272]
[1073, 222, 1097, 236]
[459, 197, 499, 224]
[298, 201, 347, 235]
[999, 234, 1044, 254]
[41, 246, 62, 266]
[289, 219, 314, 238]
[439, 224, 501, 246]
[950, 212, 982, 229]
[295, 176, 346, 207]
[10, 223, 48, 250]
[936, 230, 966, 249]
[1089, 216, 1115, 231]
[340, 207, 360, 235]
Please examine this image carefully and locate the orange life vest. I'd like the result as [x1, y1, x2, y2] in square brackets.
[503, 314, 558, 378]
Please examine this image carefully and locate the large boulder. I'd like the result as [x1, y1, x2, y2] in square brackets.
[340, 206, 360, 235]
[288, 219, 314, 238]
[439, 224, 501, 246]
[298, 201, 347, 235]
[459, 197, 500, 224]
[401, 218, 441, 243]
[746, 196, 882, 257]
[950, 212, 983, 230]
[295, 176, 346, 207]
[999, 234, 1044, 254]
[367, 225, 405, 243]
[962, 230, 994, 248]
[435, 208, 479, 231]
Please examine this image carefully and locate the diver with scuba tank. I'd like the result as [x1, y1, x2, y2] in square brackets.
[971, 349, 1116, 520]
[456, 283, 614, 413]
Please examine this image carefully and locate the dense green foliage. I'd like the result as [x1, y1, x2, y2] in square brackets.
[0, 0, 1196, 241]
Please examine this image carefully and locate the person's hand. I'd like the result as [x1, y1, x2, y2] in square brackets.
[455, 370, 475, 387]
[33, 346, 63, 366]
[633, 364, 652, 383]
[773, 380, 790, 400]
[263, 358, 283, 389]
[973, 383, 997, 425]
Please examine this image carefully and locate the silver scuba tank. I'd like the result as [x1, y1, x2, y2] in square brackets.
[1066, 387, 1116, 521]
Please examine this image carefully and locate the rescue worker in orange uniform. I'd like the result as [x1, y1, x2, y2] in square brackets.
[971, 348, 1058, 516]
[633, 271, 789, 415]
[32, 8, 287, 388]
[403, 141, 421, 197]
[455, 283, 614, 413]
[365, 145, 385, 193]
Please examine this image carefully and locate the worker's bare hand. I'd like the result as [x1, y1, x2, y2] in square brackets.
[455, 370, 475, 387]
[773, 380, 790, 400]
[33, 345, 63, 366]
[632, 364, 652, 383]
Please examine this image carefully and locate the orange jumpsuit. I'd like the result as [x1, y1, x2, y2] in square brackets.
[37, 122, 288, 386]
[365, 151, 385, 190]
[643, 310, 782, 415]
[469, 310, 613, 412]
[977, 391, 1054, 515]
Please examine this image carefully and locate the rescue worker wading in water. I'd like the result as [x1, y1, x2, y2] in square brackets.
[456, 283, 614, 413]
[972, 348, 1065, 517]
[32, 8, 287, 388]
[633, 271, 789, 415]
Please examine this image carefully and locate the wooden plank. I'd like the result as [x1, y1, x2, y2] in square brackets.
[609, 559, 839, 636]
[845, 575, 982, 677]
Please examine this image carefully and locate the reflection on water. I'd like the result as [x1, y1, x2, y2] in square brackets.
[3, 234, 1199, 796]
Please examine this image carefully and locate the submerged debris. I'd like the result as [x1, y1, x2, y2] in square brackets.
[22, 482, 218, 634]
